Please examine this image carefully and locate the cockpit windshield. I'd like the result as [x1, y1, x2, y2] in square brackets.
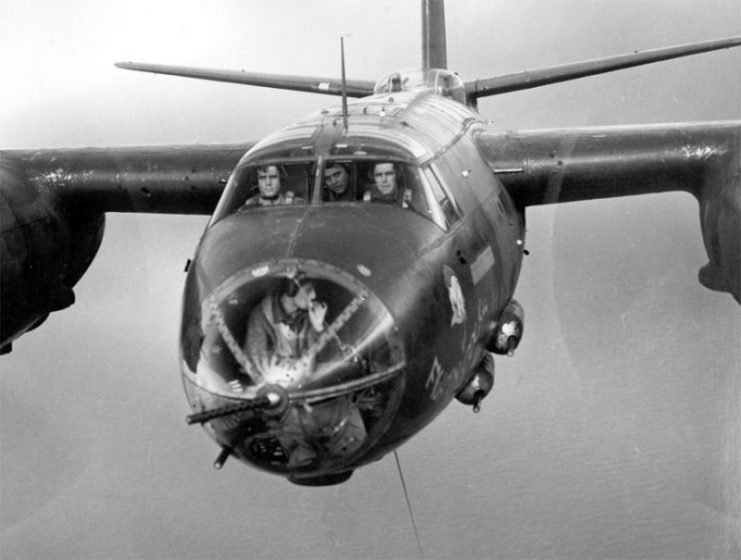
[319, 159, 429, 214]
[211, 156, 454, 230]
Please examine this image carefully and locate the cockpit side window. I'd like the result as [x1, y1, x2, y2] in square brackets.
[423, 164, 461, 229]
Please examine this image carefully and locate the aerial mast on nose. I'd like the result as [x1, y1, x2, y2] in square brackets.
[341, 36, 349, 133]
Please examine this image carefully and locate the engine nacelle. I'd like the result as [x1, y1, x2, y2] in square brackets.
[456, 353, 495, 412]
[0, 155, 104, 352]
[485, 298, 524, 356]
[695, 126, 740, 303]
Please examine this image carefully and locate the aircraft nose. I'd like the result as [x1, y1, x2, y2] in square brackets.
[180, 256, 407, 482]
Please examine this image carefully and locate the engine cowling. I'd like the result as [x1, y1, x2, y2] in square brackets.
[695, 128, 741, 303]
[0, 155, 104, 352]
[456, 352, 495, 412]
[485, 298, 524, 356]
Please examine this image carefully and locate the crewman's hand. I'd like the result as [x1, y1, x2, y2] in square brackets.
[309, 301, 327, 332]
[228, 379, 244, 393]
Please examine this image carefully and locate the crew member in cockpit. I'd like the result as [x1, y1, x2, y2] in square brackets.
[245, 273, 327, 383]
[322, 162, 353, 201]
[363, 162, 410, 208]
[243, 165, 301, 207]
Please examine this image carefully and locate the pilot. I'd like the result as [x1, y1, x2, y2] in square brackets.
[322, 162, 353, 201]
[363, 162, 411, 208]
[245, 273, 327, 383]
[242, 165, 300, 207]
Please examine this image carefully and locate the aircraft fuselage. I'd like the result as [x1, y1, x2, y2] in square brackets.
[181, 90, 526, 484]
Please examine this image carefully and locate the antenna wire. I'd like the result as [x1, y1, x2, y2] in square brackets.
[394, 449, 425, 559]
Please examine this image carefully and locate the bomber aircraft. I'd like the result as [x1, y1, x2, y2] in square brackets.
[1, 0, 739, 491]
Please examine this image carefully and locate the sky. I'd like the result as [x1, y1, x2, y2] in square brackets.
[1, 1, 740, 559]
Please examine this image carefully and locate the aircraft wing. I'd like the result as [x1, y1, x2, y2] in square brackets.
[2, 143, 252, 215]
[464, 37, 741, 101]
[115, 62, 377, 98]
[476, 121, 741, 302]
[1, 142, 253, 351]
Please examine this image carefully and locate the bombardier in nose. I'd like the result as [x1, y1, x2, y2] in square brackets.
[181, 248, 408, 484]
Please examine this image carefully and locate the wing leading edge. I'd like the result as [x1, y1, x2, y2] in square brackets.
[1, 143, 251, 215]
[476, 121, 741, 302]
[464, 37, 741, 103]
[114, 62, 377, 99]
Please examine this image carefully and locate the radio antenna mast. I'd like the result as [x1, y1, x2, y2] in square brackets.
[340, 36, 349, 133]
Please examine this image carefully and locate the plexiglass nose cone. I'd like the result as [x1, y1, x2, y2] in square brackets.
[181, 259, 406, 480]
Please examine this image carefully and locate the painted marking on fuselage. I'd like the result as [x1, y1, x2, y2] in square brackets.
[462, 296, 489, 356]
[443, 265, 466, 326]
[425, 357, 446, 401]
[425, 357, 467, 402]
[471, 246, 495, 286]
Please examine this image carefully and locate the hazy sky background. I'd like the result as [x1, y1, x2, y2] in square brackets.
[1, 1, 740, 559]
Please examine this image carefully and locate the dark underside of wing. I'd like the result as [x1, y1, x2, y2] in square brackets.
[476, 121, 741, 302]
